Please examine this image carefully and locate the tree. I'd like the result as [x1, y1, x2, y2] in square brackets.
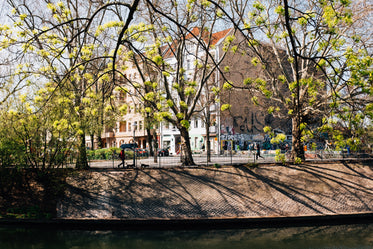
[1, 0, 370, 167]
[115, 0, 231, 165]
[209, 0, 372, 161]
[198, 77, 219, 162]
[2, 0, 135, 168]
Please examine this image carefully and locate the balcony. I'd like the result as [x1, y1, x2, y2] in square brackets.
[209, 104, 216, 112]
[105, 132, 115, 138]
[209, 126, 217, 133]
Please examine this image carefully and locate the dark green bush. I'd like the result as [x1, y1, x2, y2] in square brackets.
[87, 148, 123, 160]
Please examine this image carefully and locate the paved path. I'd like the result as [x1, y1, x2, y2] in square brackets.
[87, 152, 365, 169]
[58, 161, 373, 221]
[88, 155, 275, 169]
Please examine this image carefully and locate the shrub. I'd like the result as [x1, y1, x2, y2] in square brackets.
[275, 149, 286, 164]
[87, 148, 120, 160]
[294, 157, 302, 165]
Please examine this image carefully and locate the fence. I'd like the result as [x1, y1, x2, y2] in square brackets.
[2, 148, 370, 169]
[87, 149, 373, 169]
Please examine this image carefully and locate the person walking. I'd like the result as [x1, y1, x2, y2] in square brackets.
[118, 149, 126, 168]
[256, 143, 264, 160]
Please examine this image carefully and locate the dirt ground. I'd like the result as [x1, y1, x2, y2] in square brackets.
[1, 161, 372, 220]
[0, 169, 70, 218]
[57, 161, 373, 219]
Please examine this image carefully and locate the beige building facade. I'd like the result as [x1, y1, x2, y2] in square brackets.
[87, 29, 292, 152]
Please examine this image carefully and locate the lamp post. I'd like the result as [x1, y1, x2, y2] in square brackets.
[132, 121, 137, 168]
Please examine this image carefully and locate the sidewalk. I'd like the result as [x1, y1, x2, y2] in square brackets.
[88, 152, 368, 169]
[88, 154, 276, 168]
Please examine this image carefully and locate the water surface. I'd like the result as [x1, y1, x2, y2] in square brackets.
[1, 223, 372, 249]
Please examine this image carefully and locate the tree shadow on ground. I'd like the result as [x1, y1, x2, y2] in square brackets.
[57, 163, 373, 219]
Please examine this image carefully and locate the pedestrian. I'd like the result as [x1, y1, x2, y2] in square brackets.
[223, 141, 228, 151]
[256, 143, 264, 160]
[118, 149, 125, 168]
[325, 140, 331, 151]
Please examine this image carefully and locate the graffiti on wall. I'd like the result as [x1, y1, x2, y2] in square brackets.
[221, 108, 276, 134]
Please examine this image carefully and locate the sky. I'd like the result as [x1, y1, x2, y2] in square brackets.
[0, 1, 10, 24]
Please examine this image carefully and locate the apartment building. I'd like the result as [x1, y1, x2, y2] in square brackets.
[87, 27, 292, 153]
[159, 113, 215, 155]
[86, 60, 148, 150]
[156, 28, 231, 155]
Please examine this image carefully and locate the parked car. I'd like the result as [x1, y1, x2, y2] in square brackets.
[158, 148, 169, 157]
[135, 148, 149, 157]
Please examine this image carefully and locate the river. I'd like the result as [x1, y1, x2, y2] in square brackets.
[1, 223, 372, 248]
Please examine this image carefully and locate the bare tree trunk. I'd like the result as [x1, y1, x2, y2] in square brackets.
[41, 130, 47, 170]
[97, 135, 103, 149]
[146, 127, 154, 156]
[97, 105, 104, 149]
[205, 110, 211, 162]
[206, 135, 211, 163]
[153, 133, 158, 163]
[76, 133, 89, 169]
[90, 134, 94, 150]
[180, 127, 195, 166]
[291, 115, 305, 162]
[75, 97, 89, 169]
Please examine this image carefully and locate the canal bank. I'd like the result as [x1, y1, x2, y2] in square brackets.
[1, 161, 373, 229]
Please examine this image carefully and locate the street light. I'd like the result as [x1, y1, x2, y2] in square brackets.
[132, 121, 137, 167]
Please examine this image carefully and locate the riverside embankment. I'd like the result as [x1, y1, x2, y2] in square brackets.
[56, 161, 373, 227]
[1, 161, 373, 229]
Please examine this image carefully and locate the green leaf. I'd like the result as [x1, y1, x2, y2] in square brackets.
[221, 104, 231, 111]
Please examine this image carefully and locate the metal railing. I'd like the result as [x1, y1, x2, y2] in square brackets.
[87, 150, 373, 169]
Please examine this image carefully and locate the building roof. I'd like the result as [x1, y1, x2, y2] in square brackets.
[162, 27, 232, 58]
[210, 28, 232, 46]
[184, 27, 231, 46]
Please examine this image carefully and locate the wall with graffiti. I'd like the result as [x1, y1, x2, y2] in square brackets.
[220, 95, 292, 151]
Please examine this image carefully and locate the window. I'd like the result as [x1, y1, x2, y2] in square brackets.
[139, 121, 143, 131]
[119, 121, 127, 132]
[128, 122, 132, 132]
[135, 104, 140, 113]
[194, 119, 198, 128]
[165, 121, 170, 129]
[134, 121, 138, 131]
